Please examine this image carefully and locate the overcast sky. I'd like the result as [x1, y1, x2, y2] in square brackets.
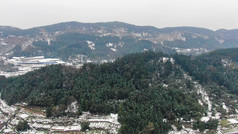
[0, 0, 237, 30]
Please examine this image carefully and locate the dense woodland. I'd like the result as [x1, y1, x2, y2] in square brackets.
[1, 49, 238, 133]
[174, 48, 238, 94]
[174, 48, 238, 115]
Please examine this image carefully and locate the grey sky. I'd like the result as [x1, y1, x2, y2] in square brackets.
[0, 0, 238, 30]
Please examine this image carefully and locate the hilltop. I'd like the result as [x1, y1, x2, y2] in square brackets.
[1, 48, 238, 133]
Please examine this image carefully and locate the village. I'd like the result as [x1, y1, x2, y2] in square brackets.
[0, 95, 121, 134]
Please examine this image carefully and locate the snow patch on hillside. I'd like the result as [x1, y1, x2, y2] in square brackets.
[110, 48, 117, 52]
[65, 101, 78, 113]
[21, 40, 33, 50]
[86, 41, 95, 50]
[222, 102, 229, 113]
[106, 43, 118, 51]
[170, 58, 175, 64]
[183, 72, 220, 121]
[183, 73, 192, 81]
[216, 38, 224, 44]
[162, 57, 169, 63]
[47, 39, 51, 45]
[160, 57, 175, 64]
[198, 99, 203, 106]
[106, 43, 113, 47]
[0, 42, 8, 46]
[0, 95, 17, 115]
[118, 42, 124, 47]
[221, 59, 233, 67]
[143, 48, 149, 51]
[194, 82, 212, 116]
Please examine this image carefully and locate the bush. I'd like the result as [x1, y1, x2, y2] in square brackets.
[81, 122, 90, 131]
[193, 119, 218, 132]
[16, 120, 30, 131]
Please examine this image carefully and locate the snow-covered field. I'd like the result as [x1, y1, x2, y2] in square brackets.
[0, 56, 65, 77]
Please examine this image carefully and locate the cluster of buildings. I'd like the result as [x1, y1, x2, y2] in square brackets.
[0, 96, 120, 133]
[0, 56, 66, 78]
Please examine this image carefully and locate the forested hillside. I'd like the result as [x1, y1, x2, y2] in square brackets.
[174, 48, 238, 115]
[27, 32, 158, 61]
[1, 49, 238, 133]
[175, 48, 238, 94]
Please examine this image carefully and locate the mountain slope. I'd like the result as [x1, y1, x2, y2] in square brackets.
[1, 21, 238, 66]
[174, 48, 238, 117]
[3, 49, 238, 133]
[1, 51, 208, 133]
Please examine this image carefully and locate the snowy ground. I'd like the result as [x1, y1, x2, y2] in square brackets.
[0, 56, 65, 77]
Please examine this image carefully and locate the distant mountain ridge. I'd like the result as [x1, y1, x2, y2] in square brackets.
[2, 21, 234, 36]
[2, 21, 238, 38]
[1, 21, 238, 64]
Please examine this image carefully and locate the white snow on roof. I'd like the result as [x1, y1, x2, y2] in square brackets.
[201, 117, 210, 122]
[10, 118, 20, 125]
[51, 126, 66, 130]
[19, 113, 29, 119]
[87, 113, 120, 125]
[64, 125, 81, 131]
[4, 128, 14, 133]
[228, 119, 238, 124]
[110, 113, 118, 121]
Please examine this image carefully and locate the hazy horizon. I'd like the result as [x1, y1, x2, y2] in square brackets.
[1, 0, 238, 30]
[0, 21, 235, 32]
